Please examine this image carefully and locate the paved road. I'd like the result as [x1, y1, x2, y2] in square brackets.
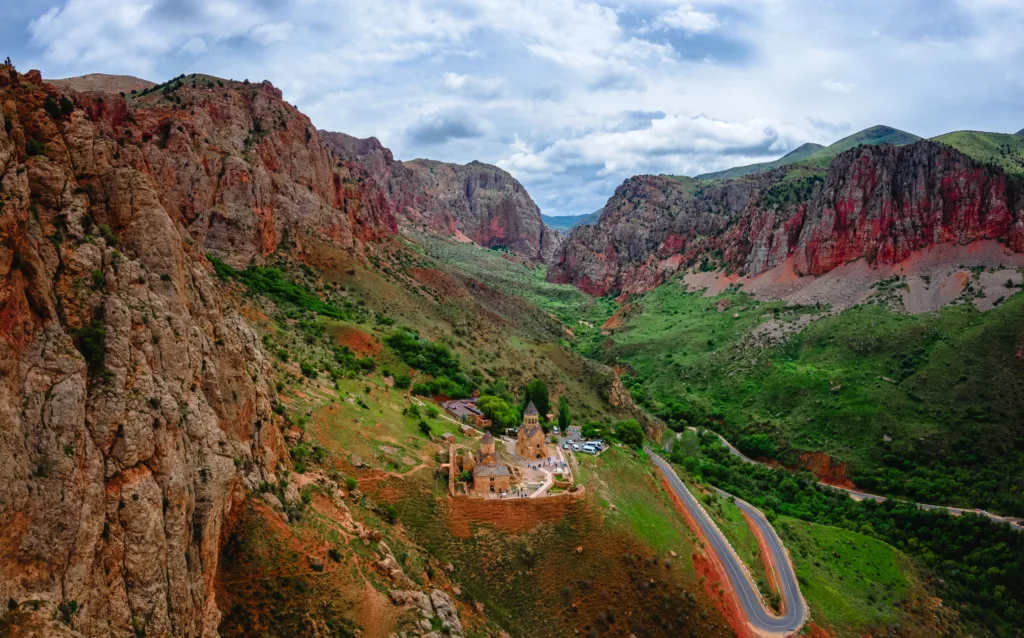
[684, 428, 1024, 532]
[649, 450, 807, 636]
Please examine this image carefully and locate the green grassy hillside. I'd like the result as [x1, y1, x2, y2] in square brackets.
[794, 125, 921, 168]
[696, 126, 920, 181]
[932, 130, 1024, 176]
[588, 278, 1024, 515]
[778, 517, 912, 636]
[696, 142, 825, 180]
[211, 237, 734, 636]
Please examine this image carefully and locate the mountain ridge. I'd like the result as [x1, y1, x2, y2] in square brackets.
[550, 138, 1024, 297]
[696, 142, 825, 180]
[696, 125, 919, 181]
[321, 131, 560, 262]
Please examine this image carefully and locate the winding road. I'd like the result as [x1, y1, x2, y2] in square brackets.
[649, 450, 807, 636]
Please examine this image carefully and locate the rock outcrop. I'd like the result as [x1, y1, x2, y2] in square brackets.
[0, 65, 399, 636]
[322, 131, 558, 262]
[549, 141, 1024, 296]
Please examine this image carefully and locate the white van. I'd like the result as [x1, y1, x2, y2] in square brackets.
[581, 443, 599, 455]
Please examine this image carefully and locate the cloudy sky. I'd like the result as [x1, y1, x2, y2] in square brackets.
[4, 0, 1023, 216]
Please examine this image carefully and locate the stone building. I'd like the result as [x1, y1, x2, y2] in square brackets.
[471, 431, 511, 494]
[516, 401, 548, 459]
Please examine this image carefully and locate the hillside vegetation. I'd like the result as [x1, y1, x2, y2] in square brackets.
[696, 142, 825, 180]
[583, 278, 1024, 515]
[663, 429, 1023, 635]
[932, 130, 1024, 176]
[696, 125, 919, 180]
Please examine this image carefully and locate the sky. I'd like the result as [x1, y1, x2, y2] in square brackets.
[3, 0, 1023, 216]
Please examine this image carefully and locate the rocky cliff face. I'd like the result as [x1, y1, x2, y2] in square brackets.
[322, 131, 559, 261]
[0, 66, 398, 636]
[549, 141, 1024, 296]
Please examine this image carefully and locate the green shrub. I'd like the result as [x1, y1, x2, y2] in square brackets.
[73, 321, 108, 379]
[737, 433, 777, 459]
[614, 419, 644, 448]
[98, 224, 120, 247]
[378, 503, 398, 524]
[26, 138, 45, 156]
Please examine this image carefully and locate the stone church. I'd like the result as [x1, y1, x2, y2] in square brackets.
[464, 431, 511, 494]
[516, 401, 547, 459]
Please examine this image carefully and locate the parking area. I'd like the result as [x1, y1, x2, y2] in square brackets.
[559, 426, 607, 456]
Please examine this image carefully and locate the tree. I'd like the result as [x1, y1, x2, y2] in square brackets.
[478, 395, 519, 428]
[418, 420, 432, 437]
[524, 378, 550, 421]
[581, 421, 603, 440]
[557, 396, 571, 430]
[737, 434, 777, 459]
[614, 419, 645, 448]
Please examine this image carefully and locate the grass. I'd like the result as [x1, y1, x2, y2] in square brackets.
[931, 130, 1024, 176]
[696, 142, 825, 180]
[776, 516, 912, 636]
[794, 125, 921, 169]
[578, 447, 699, 559]
[408, 232, 617, 334]
[691, 486, 773, 604]
[605, 279, 1024, 513]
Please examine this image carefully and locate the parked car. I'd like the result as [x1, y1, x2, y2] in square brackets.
[562, 442, 569, 450]
[581, 444, 599, 455]
[572, 443, 581, 451]
[553, 426, 560, 434]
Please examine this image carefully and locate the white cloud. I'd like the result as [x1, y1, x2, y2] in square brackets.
[658, 4, 721, 34]
[442, 72, 504, 99]
[181, 37, 207, 56]
[499, 113, 798, 178]
[16, 0, 1024, 216]
[821, 78, 855, 93]
[249, 22, 295, 45]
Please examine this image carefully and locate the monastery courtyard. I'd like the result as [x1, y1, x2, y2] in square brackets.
[449, 401, 577, 499]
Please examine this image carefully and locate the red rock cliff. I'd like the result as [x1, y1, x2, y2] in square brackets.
[0, 66, 404, 636]
[322, 131, 560, 262]
[548, 141, 1024, 295]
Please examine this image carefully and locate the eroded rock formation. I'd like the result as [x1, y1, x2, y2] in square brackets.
[322, 131, 559, 262]
[549, 141, 1024, 296]
[0, 65, 400, 636]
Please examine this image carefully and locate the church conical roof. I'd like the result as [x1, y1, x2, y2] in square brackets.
[481, 431, 494, 444]
[524, 401, 539, 416]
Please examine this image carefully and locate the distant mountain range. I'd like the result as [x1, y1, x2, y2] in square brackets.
[542, 209, 602, 231]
